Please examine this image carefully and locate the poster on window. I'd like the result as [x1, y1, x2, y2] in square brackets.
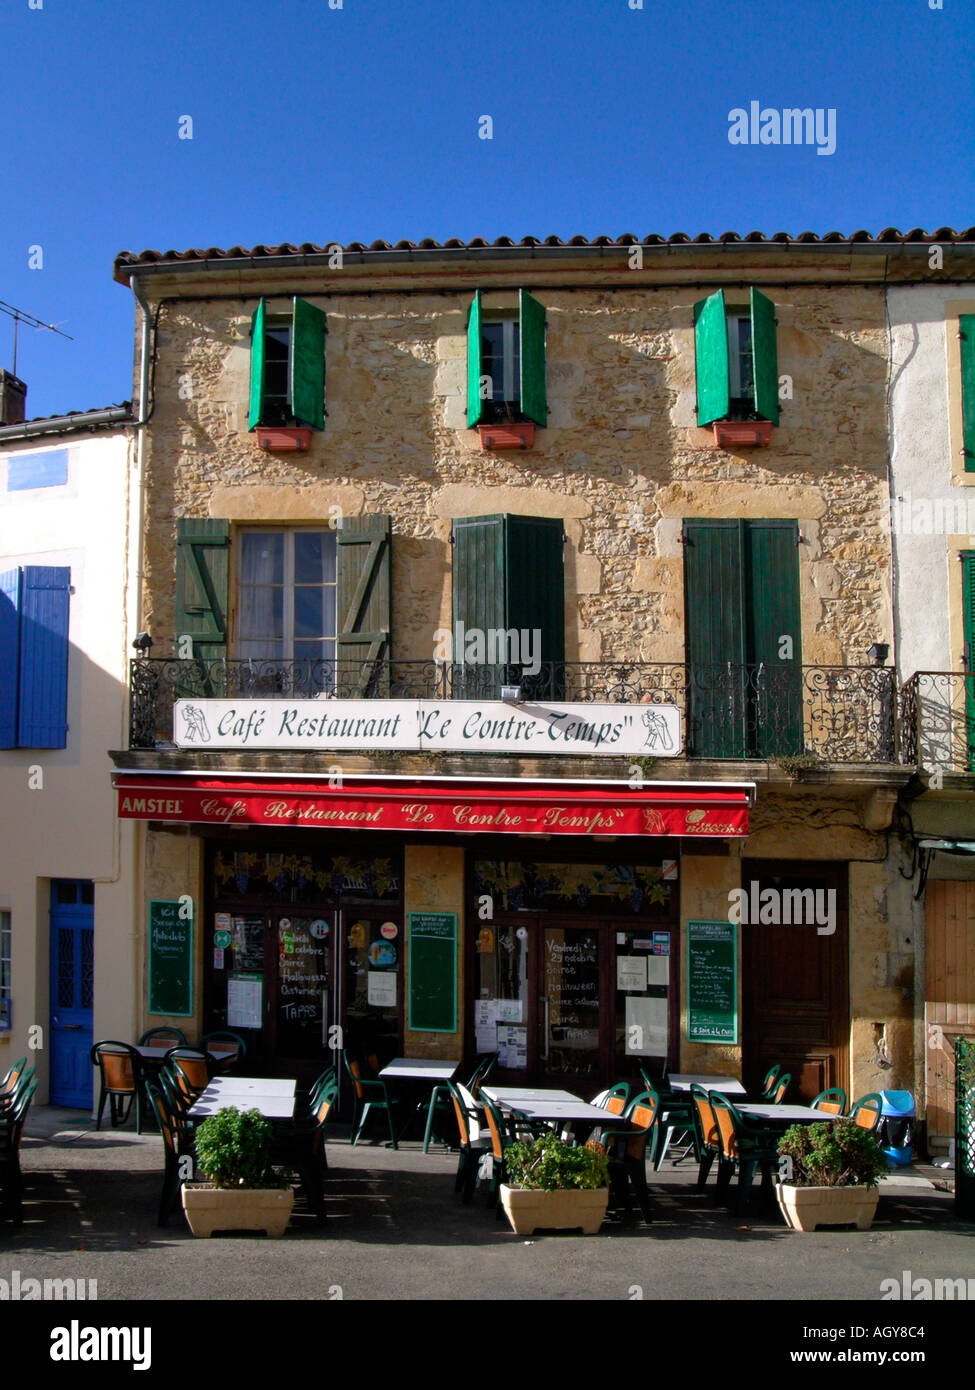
[367, 971, 397, 1008]
[496, 1025, 528, 1069]
[625, 996, 668, 1055]
[227, 973, 262, 1029]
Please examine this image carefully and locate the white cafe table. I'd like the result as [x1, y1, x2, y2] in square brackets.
[187, 1077, 297, 1121]
[482, 1086, 632, 1129]
[202, 1077, 296, 1097]
[668, 1074, 747, 1096]
[737, 1103, 826, 1124]
[482, 1087, 582, 1105]
[379, 1058, 459, 1082]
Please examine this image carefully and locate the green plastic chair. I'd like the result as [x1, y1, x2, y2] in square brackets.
[138, 1027, 188, 1049]
[197, 1030, 247, 1071]
[710, 1091, 780, 1213]
[689, 1083, 721, 1191]
[343, 1051, 401, 1149]
[850, 1093, 883, 1133]
[90, 1041, 145, 1133]
[760, 1065, 782, 1099]
[145, 1078, 195, 1227]
[0, 1058, 28, 1101]
[641, 1068, 695, 1168]
[768, 1073, 791, 1104]
[448, 1081, 490, 1203]
[812, 1087, 847, 1116]
[0, 1063, 35, 1115]
[599, 1089, 658, 1223]
[0, 1077, 38, 1224]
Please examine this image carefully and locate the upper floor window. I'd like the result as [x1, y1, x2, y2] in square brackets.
[467, 289, 547, 429]
[0, 565, 70, 749]
[694, 288, 779, 426]
[248, 297, 327, 431]
[238, 529, 338, 666]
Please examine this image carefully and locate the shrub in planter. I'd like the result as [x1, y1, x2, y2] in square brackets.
[183, 1106, 293, 1237]
[776, 1121, 887, 1232]
[500, 1133, 610, 1235]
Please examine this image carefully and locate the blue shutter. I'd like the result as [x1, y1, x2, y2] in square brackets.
[17, 566, 71, 748]
[0, 569, 22, 749]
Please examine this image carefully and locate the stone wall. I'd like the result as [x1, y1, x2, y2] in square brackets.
[141, 282, 891, 670]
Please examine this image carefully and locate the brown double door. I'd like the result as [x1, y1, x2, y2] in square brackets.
[741, 861, 849, 1102]
[472, 913, 679, 1095]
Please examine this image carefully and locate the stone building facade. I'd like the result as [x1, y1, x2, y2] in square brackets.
[108, 232, 975, 1138]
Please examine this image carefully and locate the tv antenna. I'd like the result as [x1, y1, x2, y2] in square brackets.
[0, 299, 73, 378]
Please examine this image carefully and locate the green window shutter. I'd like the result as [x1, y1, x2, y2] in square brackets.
[505, 515, 565, 668]
[337, 515, 392, 692]
[683, 519, 747, 756]
[745, 520, 801, 755]
[175, 519, 230, 661]
[291, 297, 327, 431]
[248, 298, 267, 431]
[519, 290, 547, 428]
[452, 515, 506, 639]
[694, 290, 729, 426]
[467, 291, 484, 427]
[962, 552, 975, 769]
[750, 288, 780, 425]
[961, 315, 975, 473]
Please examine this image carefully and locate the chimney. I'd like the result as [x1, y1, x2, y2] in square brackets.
[0, 370, 27, 426]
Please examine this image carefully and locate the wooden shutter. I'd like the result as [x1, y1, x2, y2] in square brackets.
[962, 315, 975, 473]
[962, 553, 975, 770]
[467, 291, 484, 427]
[750, 289, 780, 425]
[519, 290, 547, 428]
[746, 520, 801, 755]
[694, 290, 730, 426]
[505, 515, 565, 668]
[0, 568, 22, 749]
[291, 297, 327, 431]
[683, 520, 747, 756]
[17, 566, 70, 748]
[175, 519, 230, 662]
[337, 515, 392, 692]
[248, 298, 267, 430]
[452, 515, 506, 640]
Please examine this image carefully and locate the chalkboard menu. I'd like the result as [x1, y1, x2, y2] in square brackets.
[148, 900, 193, 1017]
[277, 918, 328, 1054]
[408, 912, 457, 1033]
[686, 920, 738, 1044]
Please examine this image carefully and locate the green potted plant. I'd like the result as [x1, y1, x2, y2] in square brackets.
[776, 1121, 887, 1232]
[500, 1133, 610, 1235]
[182, 1106, 294, 1237]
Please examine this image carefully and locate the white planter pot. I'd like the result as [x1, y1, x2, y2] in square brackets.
[776, 1183, 879, 1232]
[499, 1184, 609, 1235]
[181, 1183, 294, 1237]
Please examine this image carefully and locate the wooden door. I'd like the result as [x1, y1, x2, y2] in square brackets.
[742, 861, 849, 1102]
[925, 879, 975, 1148]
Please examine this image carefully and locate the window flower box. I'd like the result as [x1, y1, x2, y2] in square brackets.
[255, 426, 313, 453]
[478, 422, 535, 451]
[713, 420, 773, 447]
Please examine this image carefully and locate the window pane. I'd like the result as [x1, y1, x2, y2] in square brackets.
[240, 532, 283, 585]
[322, 532, 337, 584]
[295, 532, 325, 584]
[239, 638, 284, 661]
[239, 585, 283, 640]
[295, 639, 329, 664]
[295, 587, 325, 639]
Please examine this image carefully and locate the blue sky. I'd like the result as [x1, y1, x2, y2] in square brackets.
[1, 0, 972, 419]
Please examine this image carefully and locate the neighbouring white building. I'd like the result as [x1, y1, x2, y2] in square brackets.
[888, 281, 975, 1148]
[0, 397, 141, 1106]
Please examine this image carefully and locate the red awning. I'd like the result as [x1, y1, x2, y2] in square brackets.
[113, 775, 750, 838]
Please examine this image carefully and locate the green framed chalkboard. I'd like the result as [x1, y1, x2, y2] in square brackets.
[148, 900, 193, 1017]
[686, 920, 738, 1044]
[408, 912, 457, 1033]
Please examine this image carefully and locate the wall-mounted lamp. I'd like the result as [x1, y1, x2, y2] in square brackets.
[500, 684, 523, 702]
[132, 632, 154, 656]
[867, 642, 890, 666]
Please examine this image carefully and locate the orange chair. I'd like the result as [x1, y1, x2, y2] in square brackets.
[850, 1093, 883, 1132]
[90, 1041, 144, 1132]
[812, 1088, 847, 1116]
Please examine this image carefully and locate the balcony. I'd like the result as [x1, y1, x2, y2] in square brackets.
[900, 672, 975, 774]
[128, 658, 899, 764]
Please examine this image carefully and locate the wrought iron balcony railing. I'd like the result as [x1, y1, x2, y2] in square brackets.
[900, 672, 975, 773]
[128, 657, 899, 763]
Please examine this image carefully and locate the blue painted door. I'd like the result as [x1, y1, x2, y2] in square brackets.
[50, 880, 94, 1107]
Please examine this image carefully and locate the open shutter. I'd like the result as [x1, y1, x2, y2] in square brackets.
[248, 298, 267, 430]
[0, 568, 22, 749]
[751, 288, 780, 425]
[466, 291, 484, 427]
[963, 553, 975, 769]
[17, 566, 70, 748]
[291, 297, 327, 430]
[506, 515, 565, 692]
[961, 315, 975, 473]
[694, 290, 729, 426]
[519, 289, 547, 428]
[337, 515, 392, 694]
[746, 520, 801, 754]
[175, 519, 230, 663]
[683, 520, 747, 756]
[452, 515, 506, 697]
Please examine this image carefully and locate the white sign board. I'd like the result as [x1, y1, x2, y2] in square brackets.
[174, 698, 681, 757]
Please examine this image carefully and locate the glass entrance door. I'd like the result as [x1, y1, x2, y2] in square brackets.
[540, 923, 603, 1090]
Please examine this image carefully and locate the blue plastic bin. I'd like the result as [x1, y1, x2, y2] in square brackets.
[878, 1090, 915, 1167]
